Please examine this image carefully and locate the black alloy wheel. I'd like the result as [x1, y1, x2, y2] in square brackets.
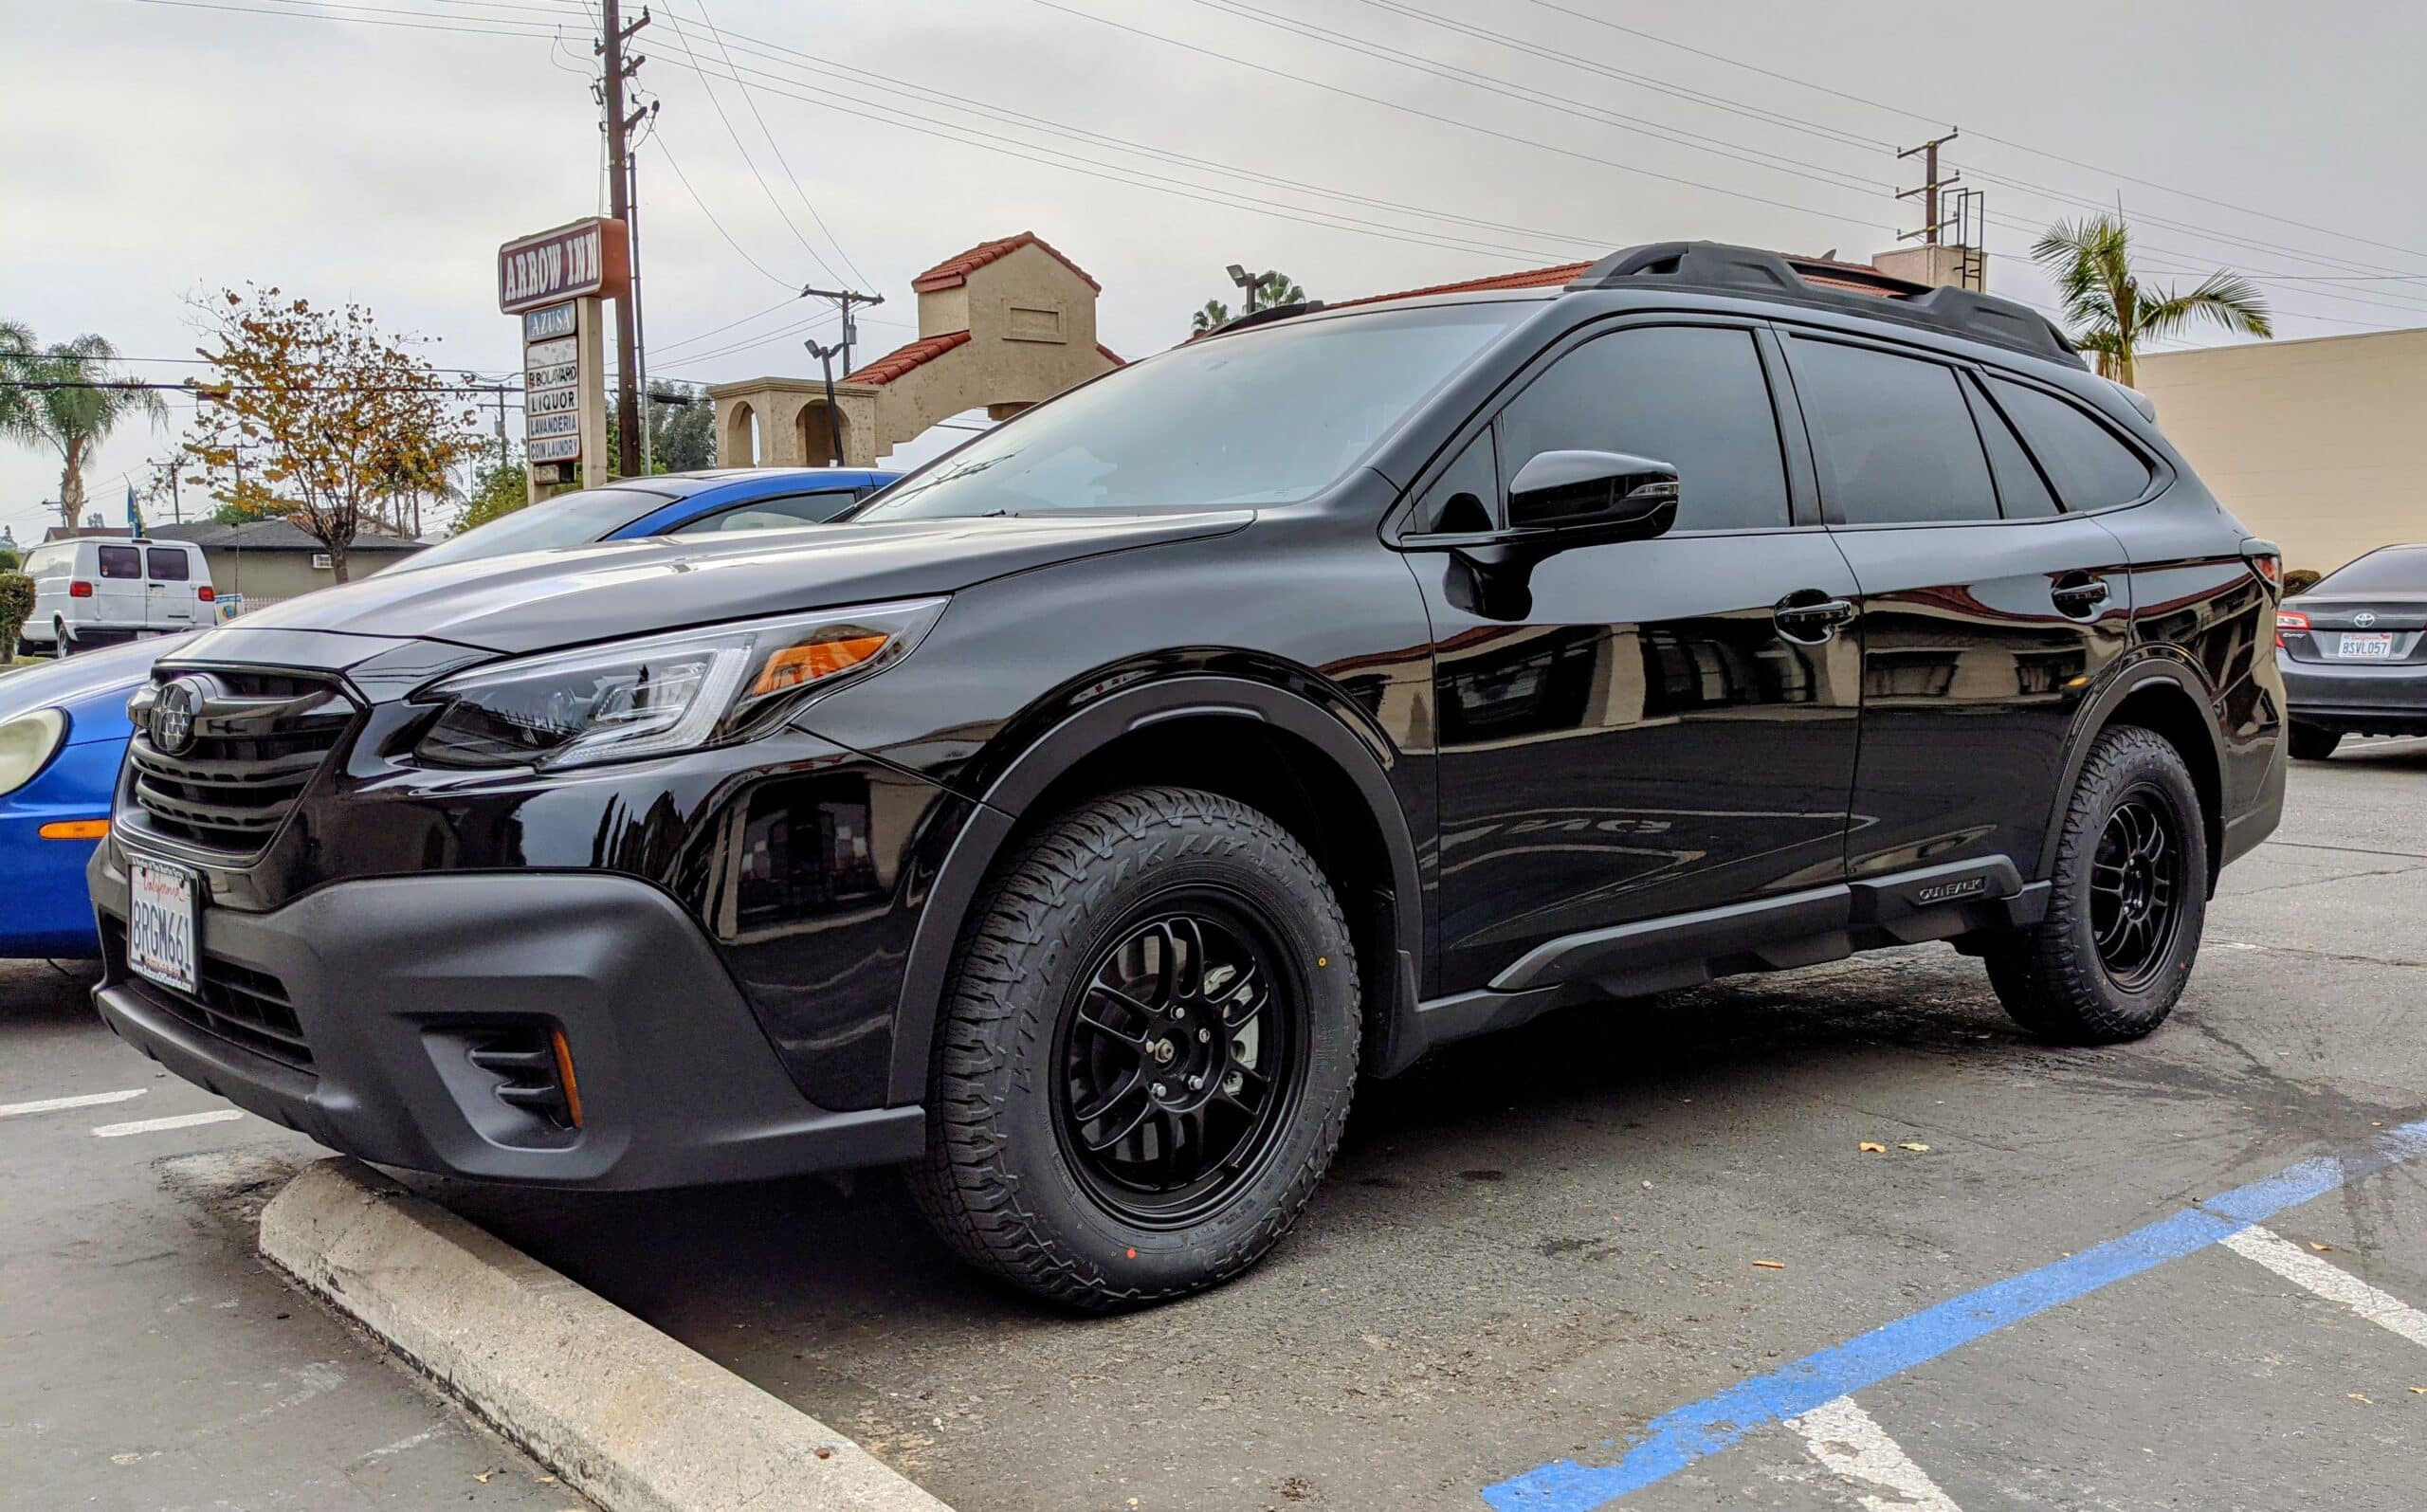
[1983, 724, 2209, 1043]
[2085, 791, 2185, 991]
[1053, 902, 1305, 1229]
[908, 786, 1361, 1311]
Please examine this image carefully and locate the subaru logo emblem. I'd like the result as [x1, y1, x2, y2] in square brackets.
[151, 675, 213, 756]
[2353, 611, 2378, 628]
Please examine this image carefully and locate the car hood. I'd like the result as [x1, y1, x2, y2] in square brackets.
[0, 633, 196, 738]
[208, 512, 1251, 656]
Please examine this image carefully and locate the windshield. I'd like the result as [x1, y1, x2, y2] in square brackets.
[856, 302, 1524, 520]
[401, 485, 676, 573]
[2312, 545, 2426, 596]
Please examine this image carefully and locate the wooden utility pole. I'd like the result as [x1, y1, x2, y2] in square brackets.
[600, 0, 649, 478]
[1897, 130, 1962, 246]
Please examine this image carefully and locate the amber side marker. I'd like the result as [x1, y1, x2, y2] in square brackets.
[549, 1026, 585, 1128]
[38, 819, 110, 841]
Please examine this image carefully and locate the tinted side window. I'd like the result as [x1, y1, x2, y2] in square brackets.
[1793, 338, 1997, 525]
[146, 547, 191, 580]
[669, 490, 861, 536]
[97, 545, 143, 579]
[1498, 326, 1790, 531]
[1963, 379, 2059, 519]
[1985, 377, 2152, 510]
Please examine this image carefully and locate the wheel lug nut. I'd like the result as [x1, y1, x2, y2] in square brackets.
[1151, 1082, 1168, 1099]
[1187, 1074, 1203, 1090]
[1196, 1028, 1211, 1043]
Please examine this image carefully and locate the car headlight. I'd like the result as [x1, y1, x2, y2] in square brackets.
[411, 598, 946, 771]
[0, 708, 67, 797]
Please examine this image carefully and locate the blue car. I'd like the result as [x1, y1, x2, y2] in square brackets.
[0, 466, 896, 957]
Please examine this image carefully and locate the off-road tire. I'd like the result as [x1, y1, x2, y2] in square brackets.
[2289, 723, 2342, 761]
[906, 786, 1360, 1312]
[1985, 725, 2208, 1043]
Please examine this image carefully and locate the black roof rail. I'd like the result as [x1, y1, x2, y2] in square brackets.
[1204, 300, 1325, 337]
[1566, 241, 2082, 367]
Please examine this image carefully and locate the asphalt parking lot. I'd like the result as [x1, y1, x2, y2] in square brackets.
[11, 738, 2427, 1512]
[0, 966, 575, 1508]
[431, 736, 2427, 1512]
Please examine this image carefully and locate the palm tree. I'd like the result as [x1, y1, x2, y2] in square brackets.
[2031, 216, 2272, 386]
[0, 327, 167, 533]
[1187, 271, 1312, 336]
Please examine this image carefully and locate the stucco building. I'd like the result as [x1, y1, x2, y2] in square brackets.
[711, 232, 1123, 469]
[2135, 330, 2427, 576]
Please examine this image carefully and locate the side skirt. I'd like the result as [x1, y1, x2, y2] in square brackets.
[1394, 857, 2048, 1066]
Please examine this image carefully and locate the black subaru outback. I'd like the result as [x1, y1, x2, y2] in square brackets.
[92, 243, 2285, 1310]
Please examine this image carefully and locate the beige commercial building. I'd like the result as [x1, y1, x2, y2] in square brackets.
[152, 519, 422, 614]
[2136, 329, 2427, 577]
[711, 232, 1123, 469]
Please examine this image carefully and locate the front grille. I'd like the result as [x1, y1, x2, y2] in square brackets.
[126, 669, 356, 854]
[105, 920, 314, 1071]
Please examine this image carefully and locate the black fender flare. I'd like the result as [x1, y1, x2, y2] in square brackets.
[885, 674, 1427, 1104]
[2034, 649, 2230, 884]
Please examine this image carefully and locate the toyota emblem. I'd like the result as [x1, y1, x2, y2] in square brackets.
[2352, 611, 2378, 628]
[151, 675, 212, 756]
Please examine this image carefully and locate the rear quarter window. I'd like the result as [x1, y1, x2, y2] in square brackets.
[1985, 377, 2153, 510]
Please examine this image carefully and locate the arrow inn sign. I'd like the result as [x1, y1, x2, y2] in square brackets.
[500, 217, 626, 496]
[497, 216, 630, 315]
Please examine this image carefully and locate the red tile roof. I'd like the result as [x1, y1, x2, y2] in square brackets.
[845, 329, 972, 386]
[1096, 341, 1125, 366]
[911, 231, 1102, 295]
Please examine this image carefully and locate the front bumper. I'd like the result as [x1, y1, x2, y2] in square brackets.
[2279, 652, 2427, 733]
[88, 847, 922, 1188]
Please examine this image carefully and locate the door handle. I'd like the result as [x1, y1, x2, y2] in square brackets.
[1773, 592, 1856, 644]
[2052, 575, 2110, 618]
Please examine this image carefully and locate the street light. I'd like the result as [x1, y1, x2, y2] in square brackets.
[1227, 263, 1274, 316]
[805, 337, 845, 467]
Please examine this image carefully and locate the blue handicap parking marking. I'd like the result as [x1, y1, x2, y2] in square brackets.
[1485, 1116, 2427, 1511]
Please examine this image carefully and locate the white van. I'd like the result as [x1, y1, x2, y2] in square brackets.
[15, 537, 215, 656]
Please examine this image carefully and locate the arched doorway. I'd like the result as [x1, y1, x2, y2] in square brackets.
[797, 402, 847, 467]
[724, 400, 759, 466]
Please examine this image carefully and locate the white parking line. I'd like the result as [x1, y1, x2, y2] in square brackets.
[2222, 1225, 2427, 1350]
[0, 1088, 147, 1120]
[92, 1109, 246, 1139]
[1784, 1394, 1963, 1512]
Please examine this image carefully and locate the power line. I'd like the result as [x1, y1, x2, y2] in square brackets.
[686, 0, 873, 290]
[655, 16, 1620, 257]
[649, 29, 1583, 263]
[648, 134, 800, 290]
[1022, 0, 1895, 236]
[133, 0, 560, 38]
[1504, 0, 2427, 271]
[653, 1, 845, 286]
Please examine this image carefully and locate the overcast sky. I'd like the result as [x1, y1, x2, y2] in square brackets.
[7, 0, 2426, 540]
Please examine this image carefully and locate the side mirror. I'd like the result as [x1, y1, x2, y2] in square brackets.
[1505, 449, 1680, 537]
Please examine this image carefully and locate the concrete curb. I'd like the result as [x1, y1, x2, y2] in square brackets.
[259, 1157, 954, 1512]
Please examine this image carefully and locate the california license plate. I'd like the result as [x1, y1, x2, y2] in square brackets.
[126, 858, 200, 996]
[2338, 632, 2396, 660]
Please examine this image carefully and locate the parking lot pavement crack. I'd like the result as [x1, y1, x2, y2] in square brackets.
[2265, 840, 2427, 863]
[2219, 862, 2427, 899]
[2213, 938, 2427, 971]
